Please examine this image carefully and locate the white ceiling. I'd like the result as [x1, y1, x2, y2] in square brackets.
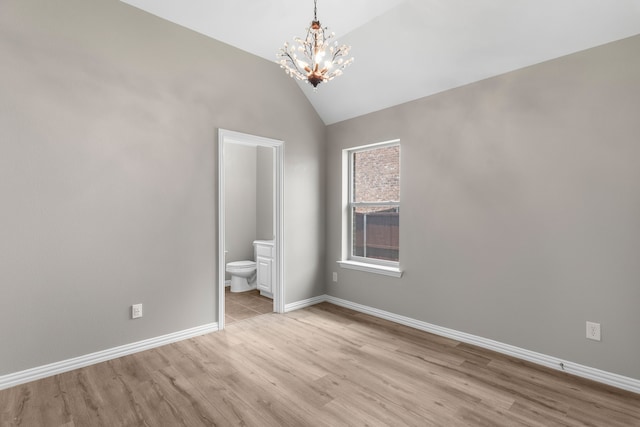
[121, 0, 640, 124]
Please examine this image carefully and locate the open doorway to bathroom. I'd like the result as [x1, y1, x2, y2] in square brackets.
[217, 129, 284, 330]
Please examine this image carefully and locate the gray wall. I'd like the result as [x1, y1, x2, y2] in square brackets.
[0, 0, 326, 375]
[326, 35, 640, 380]
[224, 143, 257, 267]
[256, 146, 274, 241]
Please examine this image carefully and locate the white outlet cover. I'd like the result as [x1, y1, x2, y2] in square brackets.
[132, 303, 143, 319]
[586, 321, 601, 341]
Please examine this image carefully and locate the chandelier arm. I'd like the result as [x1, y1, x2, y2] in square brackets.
[281, 51, 305, 75]
[304, 27, 316, 60]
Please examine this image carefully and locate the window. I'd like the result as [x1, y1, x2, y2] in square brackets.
[340, 140, 401, 277]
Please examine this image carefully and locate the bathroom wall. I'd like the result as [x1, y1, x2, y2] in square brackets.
[225, 143, 274, 278]
[256, 146, 274, 240]
[0, 0, 326, 376]
[325, 35, 640, 380]
[225, 143, 257, 266]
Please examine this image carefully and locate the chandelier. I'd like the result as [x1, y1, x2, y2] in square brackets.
[277, 0, 354, 88]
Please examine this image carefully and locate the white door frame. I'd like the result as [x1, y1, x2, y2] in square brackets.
[217, 129, 285, 330]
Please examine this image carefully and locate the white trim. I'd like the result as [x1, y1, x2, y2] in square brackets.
[274, 137, 286, 314]
[344, 140, 401, 270]
[5, 297, 638, 395]
[337, 260, 403, 278]
[347, 138, 401, 153]
[217, 129, 285, 331]
[218, 130, 226, 330]
[0, 323, 218, 391]
[323, 295, 640, 395]
[284, 295, 327, 312]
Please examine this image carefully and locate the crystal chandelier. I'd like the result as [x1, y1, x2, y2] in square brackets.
[277, 0, 354, 88]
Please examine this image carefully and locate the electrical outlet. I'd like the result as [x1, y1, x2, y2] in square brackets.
[332, 272, 338, 282]
[132, 303, 143, 319]
[586, 321, 601, 341]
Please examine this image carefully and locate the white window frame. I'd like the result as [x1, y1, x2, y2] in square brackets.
[338, 140, 403, 278]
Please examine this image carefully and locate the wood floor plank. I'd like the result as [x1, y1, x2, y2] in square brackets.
[1, 302, 639, 426]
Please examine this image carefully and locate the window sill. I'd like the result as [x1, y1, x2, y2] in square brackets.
[337, 260, 403, 278]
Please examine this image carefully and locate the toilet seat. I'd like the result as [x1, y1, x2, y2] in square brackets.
[226, 260, 257, 272]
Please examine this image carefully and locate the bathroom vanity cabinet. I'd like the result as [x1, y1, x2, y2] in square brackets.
[254, 240, 275, 298]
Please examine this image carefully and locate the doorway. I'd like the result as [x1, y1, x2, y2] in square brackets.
[217, 129, 284, 330]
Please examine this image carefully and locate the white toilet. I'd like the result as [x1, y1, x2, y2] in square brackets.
[225, 260, 257, 293]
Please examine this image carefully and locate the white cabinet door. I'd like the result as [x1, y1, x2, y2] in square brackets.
[256, 256, 272, 293]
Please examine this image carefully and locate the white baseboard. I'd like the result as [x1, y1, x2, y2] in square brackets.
[5, 294, 639, 395]
[285, 294, 639, 395]
[284, 295, 327, 312]
[0, 322, 218, 391]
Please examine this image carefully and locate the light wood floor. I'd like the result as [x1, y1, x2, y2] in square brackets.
[225, 287, 273, 325]
[2, 303, 639, 426]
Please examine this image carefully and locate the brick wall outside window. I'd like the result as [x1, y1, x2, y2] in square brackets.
[351, 144, 400, 262]
[353, 145, 400, 203]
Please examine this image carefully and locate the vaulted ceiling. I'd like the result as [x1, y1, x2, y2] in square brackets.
[121, 0, 640, 124]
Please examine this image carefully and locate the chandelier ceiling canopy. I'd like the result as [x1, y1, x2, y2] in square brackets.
[277, 0, 354, 89]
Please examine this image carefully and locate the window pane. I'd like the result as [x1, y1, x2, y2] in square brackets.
[352, 206, 399, 262]
[353, 145, 400, 203]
